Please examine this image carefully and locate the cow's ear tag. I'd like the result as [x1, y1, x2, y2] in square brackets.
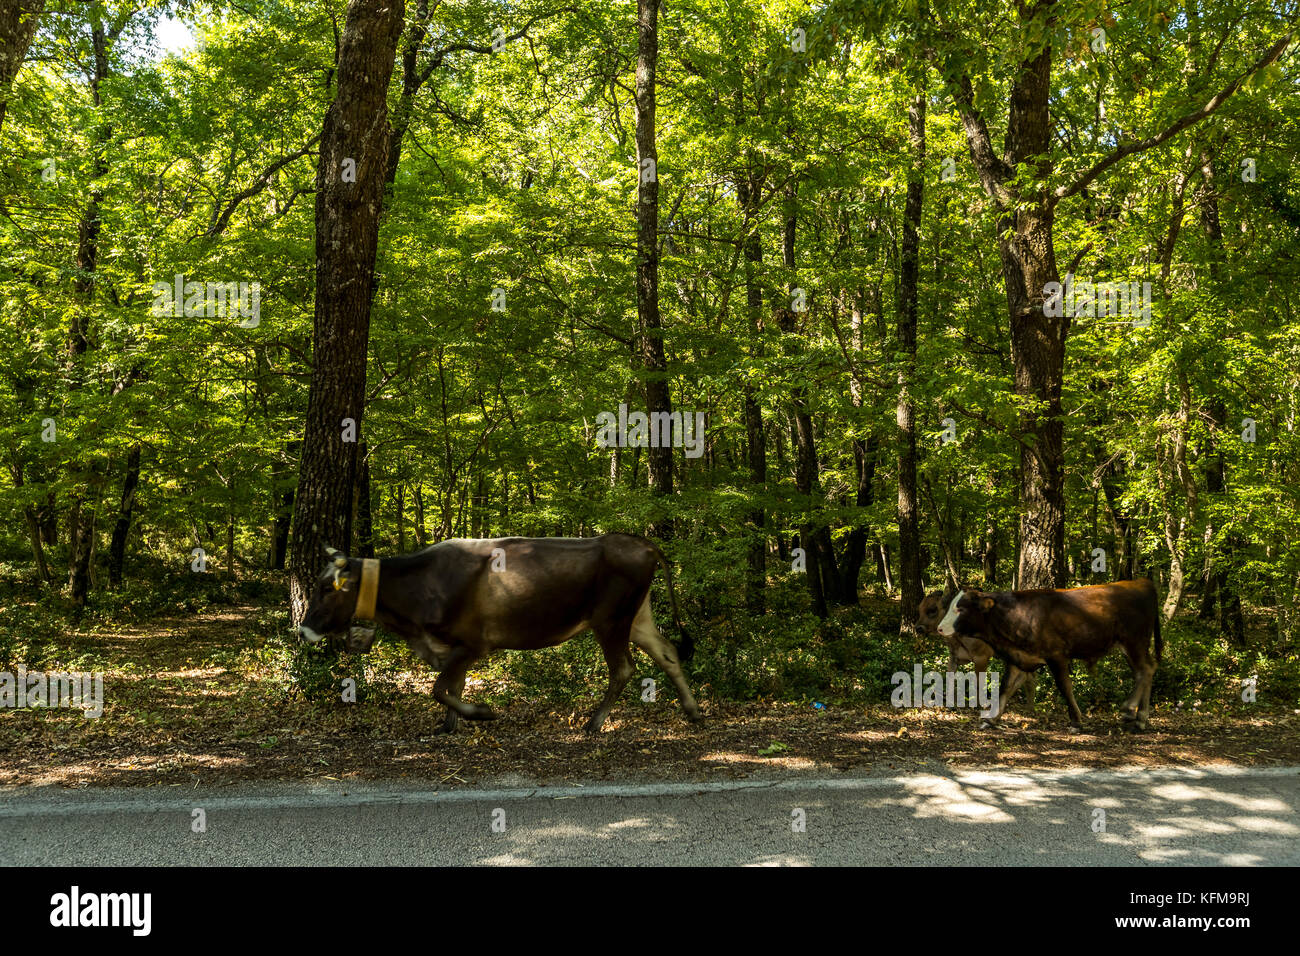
[334, 576, 347, 591]
[981, 596, 995, 611]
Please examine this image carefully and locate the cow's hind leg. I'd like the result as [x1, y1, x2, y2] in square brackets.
[980, 665, 1030, 729]
[1046, 658, 1086, 730]
[434, 665, 468, 734]
[584, 627, 637, 734]
[1119, 643, 1157, 732]
[629, 595, 702, 723]
[430, 646, 495, 721]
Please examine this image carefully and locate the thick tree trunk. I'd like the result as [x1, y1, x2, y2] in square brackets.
[635, 0, 672, 540]
[288, 0, 404, 623]
[947, 5, 1288, 591]
[737, 168, 767, 614]
[949, 2, 1065, 589]
[67, 18, 112, 607]
[897, 88, 925, 633]
[1003, 206, 1067, 589]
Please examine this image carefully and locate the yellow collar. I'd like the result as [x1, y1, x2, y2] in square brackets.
[354, 558, 380, 620]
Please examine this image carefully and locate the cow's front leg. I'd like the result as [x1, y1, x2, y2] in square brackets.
[430, 645, 495, 721]
[1121, 655, 1157, 733]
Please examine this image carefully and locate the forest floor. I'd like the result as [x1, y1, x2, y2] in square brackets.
[2, 604, 1298, 789]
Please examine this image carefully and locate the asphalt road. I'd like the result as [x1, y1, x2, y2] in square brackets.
[2, 766, 1297, 866]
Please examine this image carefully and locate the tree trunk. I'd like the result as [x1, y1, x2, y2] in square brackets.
[737, 164, 767, 614]
[288, 0, 405, 623]
[875, 542, 893, 592]
[414, 481, 428, 546]
[981, 516, 997, 585]
[66, 17, 112, 608]
[225, 513, 236, 580]
[1161, 372, 1196, 620]
[397, 482, 406, 553]
[897, 88, 925, 633]
[107, 445, 141, 588]
[271, 442, 296, 571]
[355, 441, 374, 558]
[635, 0, 672, 539]
[947, 4, 1288, 590]
[12, 460, 51, 582]
[0, 0, 43, 134]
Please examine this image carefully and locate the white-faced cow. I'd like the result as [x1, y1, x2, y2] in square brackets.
[936, 579, 1162, 732]
[297, 533, 702, 734]
[917, 588, 1035, 713]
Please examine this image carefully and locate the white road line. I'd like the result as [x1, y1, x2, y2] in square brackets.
[0, 765, 1295, 817]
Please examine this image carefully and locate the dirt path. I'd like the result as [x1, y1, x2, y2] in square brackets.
[2, 605, 1297, 789]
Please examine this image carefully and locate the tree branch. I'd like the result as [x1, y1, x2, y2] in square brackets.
[1055, 29, 1294, 204]
[203, 133, 322, 239]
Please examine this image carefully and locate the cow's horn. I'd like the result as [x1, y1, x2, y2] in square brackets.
[324, 545, 339, 557]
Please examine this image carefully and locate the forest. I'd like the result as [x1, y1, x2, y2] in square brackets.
[1, 0, 1298, 734]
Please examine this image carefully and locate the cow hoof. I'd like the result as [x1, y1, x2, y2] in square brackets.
[978, 719, 999, 730]
[433, 722, 458, 736]
[1067, 724, 1084, 734]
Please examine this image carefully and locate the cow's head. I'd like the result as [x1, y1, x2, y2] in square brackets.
[298, 547, 368, 648]
[917, 589, 956, 635]
[936, 589, 997, 638]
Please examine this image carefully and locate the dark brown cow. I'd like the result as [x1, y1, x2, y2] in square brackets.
[298, 534, 701, 734]
[937, 579, 1163, 731]
[918, 588, 1034, 716]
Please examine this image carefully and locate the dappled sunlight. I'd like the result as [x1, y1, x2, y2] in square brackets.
[875, 768, 1300, 865]
[895, 776, 1016, 822]
[1149, 781, 1293, 813]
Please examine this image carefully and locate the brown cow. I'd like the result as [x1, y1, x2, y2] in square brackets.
[918, 588, 1033, 715]
[937, 579, 1163, 731]
[298, 534, 702, 734]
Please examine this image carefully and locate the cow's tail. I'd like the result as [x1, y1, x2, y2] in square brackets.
[1153, 609, 1163, 665]
[653, 545, 695, 663]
